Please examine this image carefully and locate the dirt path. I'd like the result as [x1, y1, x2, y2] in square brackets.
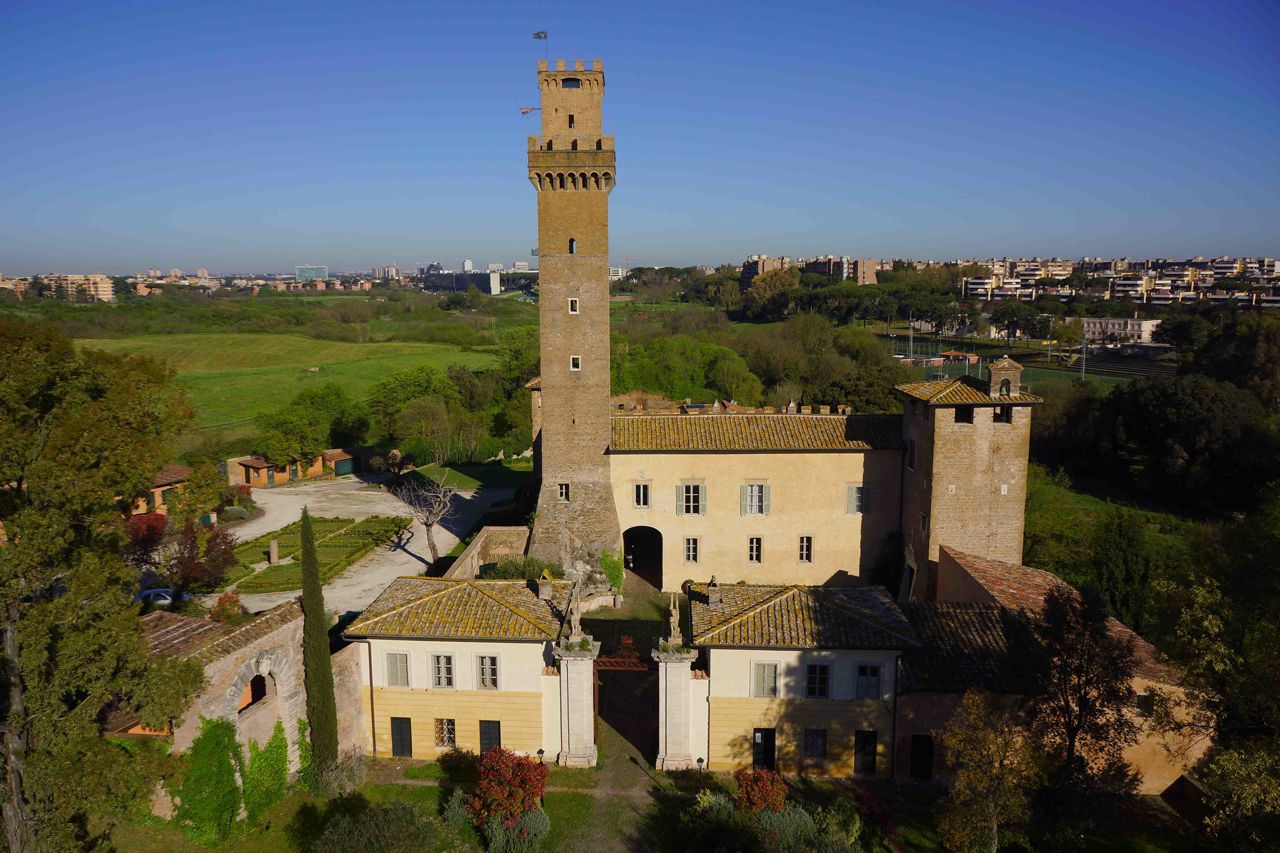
[211, 477, 512, 614]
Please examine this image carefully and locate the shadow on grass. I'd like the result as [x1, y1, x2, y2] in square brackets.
[286, 792, 370, 851]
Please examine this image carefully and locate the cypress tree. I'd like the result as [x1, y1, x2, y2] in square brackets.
[299, 507, 338, 769]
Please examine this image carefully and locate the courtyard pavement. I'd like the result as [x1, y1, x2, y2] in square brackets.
[213, 477, 512, 615]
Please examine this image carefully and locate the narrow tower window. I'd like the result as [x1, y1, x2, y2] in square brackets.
[568, 297, 579, 314]
[571, 140, 578, 151]
[569, 356, 582, 371]
[568, 114, 575, 129]
[568, 238, 576, 254]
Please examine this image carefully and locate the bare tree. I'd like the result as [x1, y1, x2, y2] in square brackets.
[393, 477, 457, 564]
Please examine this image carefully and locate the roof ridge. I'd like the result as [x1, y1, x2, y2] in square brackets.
[351, 579, 455, 631]
[695, 585, 796, 644]
[467, 580, 558, 639]
[813, 587, 919, 645]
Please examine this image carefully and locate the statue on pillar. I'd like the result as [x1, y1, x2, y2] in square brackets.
[667, 593, 683, 647]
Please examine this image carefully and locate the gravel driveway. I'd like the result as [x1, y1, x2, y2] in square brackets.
[214, 477, 512, 615]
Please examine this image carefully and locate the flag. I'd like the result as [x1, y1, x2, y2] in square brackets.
[520, 107, 536, 115]
[532, 31, 547, 39]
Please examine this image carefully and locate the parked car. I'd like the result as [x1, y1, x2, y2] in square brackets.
[136, 588, 192, 607]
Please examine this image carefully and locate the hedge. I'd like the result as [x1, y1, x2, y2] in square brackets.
[237, 515, 410, 593]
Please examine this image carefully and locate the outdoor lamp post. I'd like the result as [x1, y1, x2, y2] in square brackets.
[696, 757, 704, 774]
[537, 749, 545, 764]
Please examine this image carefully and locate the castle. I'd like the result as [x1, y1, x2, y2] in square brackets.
[524, 59, 1041, 597]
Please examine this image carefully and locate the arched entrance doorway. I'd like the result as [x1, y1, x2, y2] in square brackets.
[623, 526, 662, 589]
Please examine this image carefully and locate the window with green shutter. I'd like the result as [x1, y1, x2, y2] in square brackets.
[741, 483, 768, 516]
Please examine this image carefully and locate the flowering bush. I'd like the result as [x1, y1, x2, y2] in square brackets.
[467, 748, 547, 829]
[734, 767, 788, 815]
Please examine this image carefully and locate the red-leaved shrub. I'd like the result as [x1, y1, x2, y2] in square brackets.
[210, 591, 245, 623]
[466, 748, 547, 829]
[733, 767, 787, 814]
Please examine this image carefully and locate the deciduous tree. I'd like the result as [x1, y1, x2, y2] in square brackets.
[0, 321, 201, 851]
[393, 477, 457, 564]
[1022, 585, 1140, 789]
[937, 691, 1043, 853]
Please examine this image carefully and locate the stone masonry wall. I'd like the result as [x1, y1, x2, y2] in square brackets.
[172, 616, 307, 773]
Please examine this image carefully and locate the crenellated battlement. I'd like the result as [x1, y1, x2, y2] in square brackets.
[538, 59, 604, 73]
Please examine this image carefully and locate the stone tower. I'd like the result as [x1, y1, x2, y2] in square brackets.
[898, 358, 1041, 599]
[526, 59, 621, 562]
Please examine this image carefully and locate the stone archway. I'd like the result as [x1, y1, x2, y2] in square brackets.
[224, 648, 302, 771]
[623, 526, 663, 589]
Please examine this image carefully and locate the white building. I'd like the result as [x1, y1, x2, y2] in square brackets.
[1081, 316, 1161, 343]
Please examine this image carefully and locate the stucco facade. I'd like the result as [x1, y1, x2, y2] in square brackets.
[704, 648, 900, 776]
[356, 637, 561, 760]
[611, 448, 902, 592]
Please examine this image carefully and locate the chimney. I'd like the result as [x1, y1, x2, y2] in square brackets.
[707, 575, 721, 606]
[537, 570, 554, 601]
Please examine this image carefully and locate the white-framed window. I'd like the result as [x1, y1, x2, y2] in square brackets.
[386, 652, 409, 687]
[568, 297, 580, 314]
[569, 355, 582, 371]
[805, 663, 830, 698]
[434, 718, 456, 748]
[748, 537, 762, 563]
[432, 654, 454, 688]
[740, 483, 770, 516]
[477, 655, 499, 690]
[799, 536, 813, 563]
[634, 482, 650, 509]
[751, 661, 779, 698]
[846, 485, 866, 514]
[684, 537, 699, 563]
[854, 663, 882, 700]
[558, 483, 570, 502]
[678, 483, 704, 516]
[1000, 484, 1009, 496]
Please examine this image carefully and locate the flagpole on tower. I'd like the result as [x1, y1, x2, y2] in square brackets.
[533, 29, 548, 61]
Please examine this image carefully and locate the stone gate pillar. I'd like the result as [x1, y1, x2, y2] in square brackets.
[553, 640, 600, 767]
[653, 647, 698, 771]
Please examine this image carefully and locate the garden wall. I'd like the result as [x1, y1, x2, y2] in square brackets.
[444, 525, 530, 579]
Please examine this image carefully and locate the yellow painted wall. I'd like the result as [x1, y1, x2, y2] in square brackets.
[610, 448, 902, 591]
[368, 687, 544, 759]
[707, 696, 893, 777]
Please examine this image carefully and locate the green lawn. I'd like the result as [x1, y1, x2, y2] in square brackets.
[411, 459, 534, 492]
[1023, 464, 1209, 587]
[77, 333, 495, 432]
[233, 515, 409, 593]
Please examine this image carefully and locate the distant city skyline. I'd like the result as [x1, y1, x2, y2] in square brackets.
[2, 0, 1277, 273]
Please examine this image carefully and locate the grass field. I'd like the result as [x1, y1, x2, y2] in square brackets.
[77, 333, 495, 432]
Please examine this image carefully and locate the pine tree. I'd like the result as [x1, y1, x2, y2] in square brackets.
[299, 507, 339, 770]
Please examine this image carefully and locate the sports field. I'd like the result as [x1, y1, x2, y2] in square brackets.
[77, 333, 495, 432]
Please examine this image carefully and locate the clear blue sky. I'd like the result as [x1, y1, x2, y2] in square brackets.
[2, 0, 1276, 274]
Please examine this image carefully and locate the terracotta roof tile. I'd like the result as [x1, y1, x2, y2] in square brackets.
[941, 547, 1172, 682]
[610, 413, 903, 452]
[895, 375, 1043, 406]
[152, 464, 192, 488]
[141, 610, 234, 657]
[688, 583, 918, 649]
[346, 578, 569, 642]
[141, 600, 301, 665]
[901, 601, 1023, 692]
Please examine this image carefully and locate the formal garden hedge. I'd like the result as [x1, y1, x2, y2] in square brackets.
[218, 517, 354, 590]
[235, 515, 410, 593]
